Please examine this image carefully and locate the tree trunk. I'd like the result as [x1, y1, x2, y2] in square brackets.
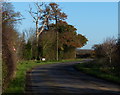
[36, 36, 40, 60]
[109, 56, 112, 64]
[31, 43, 32, 60]
[56, 30, 58, 61]
[36, 21, 40, 60]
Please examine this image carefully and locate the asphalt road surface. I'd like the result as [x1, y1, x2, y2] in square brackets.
[25, 59, 120, 95]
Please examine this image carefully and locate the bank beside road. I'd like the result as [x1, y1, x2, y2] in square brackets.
[74, 60, 120, 84]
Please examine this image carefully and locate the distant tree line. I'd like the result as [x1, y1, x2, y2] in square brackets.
[76, 49, 94, 58]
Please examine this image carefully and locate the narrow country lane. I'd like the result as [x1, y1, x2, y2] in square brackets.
[25, 60, 120, 95]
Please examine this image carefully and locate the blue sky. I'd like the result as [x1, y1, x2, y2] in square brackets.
[12, 2, 118, 49]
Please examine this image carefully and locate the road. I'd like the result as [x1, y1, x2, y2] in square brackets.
[25, 59, 120, 94]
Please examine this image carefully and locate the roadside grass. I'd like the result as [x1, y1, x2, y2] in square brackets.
[43, 58, 82, 63]
[58, 58, 82, 62]
[74, 61, 120, 84]
[3, 59, 82, 93]
[4, 60, 58, 93]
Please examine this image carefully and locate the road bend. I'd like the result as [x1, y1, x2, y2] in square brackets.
[25, 59, 120, 95]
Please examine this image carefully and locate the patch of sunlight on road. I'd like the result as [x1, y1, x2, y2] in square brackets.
[31, 82, 120, 92]
[98, 86, 120, 92]
[32, 69, 48, 72]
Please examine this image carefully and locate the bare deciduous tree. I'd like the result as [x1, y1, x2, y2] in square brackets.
[102, 37, 117, 64]
[29, 2, 50, 60]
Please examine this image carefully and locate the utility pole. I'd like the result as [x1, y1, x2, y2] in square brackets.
[56, 28, 59, 61]
[55, 13, 59, 61]
[118, 1, 120, 57]
[118, 1, 120, 43]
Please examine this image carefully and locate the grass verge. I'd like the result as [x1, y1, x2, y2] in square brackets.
[3, 60, 58, 93]
[74, 61, 120, 84]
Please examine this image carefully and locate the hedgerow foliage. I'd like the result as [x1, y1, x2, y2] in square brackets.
[2, 2, 21, 91]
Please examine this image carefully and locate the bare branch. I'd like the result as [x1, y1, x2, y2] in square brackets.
[28, 5, 37, 21]
[3, 18, 23, 23]
[37, 14, 50, 37]
[35, 2, 44, 19]
[35, 2, 44, 13]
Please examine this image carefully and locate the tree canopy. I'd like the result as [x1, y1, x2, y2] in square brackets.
[27, 2, 88, 60]
[39, 21, 88, 60]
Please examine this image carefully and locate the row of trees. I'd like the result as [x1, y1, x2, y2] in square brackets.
[18, 2, 88, 60]
[19, 22, 88, 60]
[2, 2, 88, 90]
